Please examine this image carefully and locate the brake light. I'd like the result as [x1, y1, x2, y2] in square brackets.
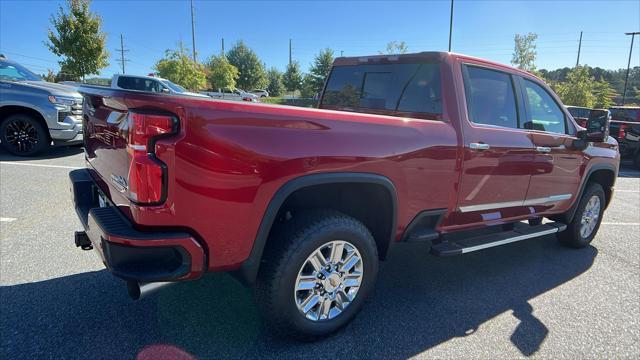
[127, 113, 176, 204]
[619, 123, 629, 139]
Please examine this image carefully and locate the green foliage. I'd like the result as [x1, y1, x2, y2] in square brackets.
[42, 70, 57, 82]
[305, 48, 334, 97]
[154, 42, 207, 91]
[555, 66, 596, 107]
[46, 0, 109, 79]
[84, 77, 110, 86]
[283, 61, 303, 93]
[511, 33, 538, 71]
[266, 67, 284, 97]
[226, 41, 267, 90]
[260, 97, 317, 108]
[379, 41, 408, 55]
[205, 55, 239, 90]
[593, 80, 618, 108]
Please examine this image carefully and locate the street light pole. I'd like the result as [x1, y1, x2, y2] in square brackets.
[448, 0, 454, 52]
[190, 0, 197, 62]
[622, 32, 639, 105]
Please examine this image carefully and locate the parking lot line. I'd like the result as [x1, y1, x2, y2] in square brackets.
[0, 162, 81, 170]
[0, 217, 17, 222]
[601, 222, 640, 226]
[615, 190, 640, 193]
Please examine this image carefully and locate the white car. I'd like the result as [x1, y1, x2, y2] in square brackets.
[111, 74, 208, 98]
[250, 89, 269, 98]
[200, 88, 258, 102]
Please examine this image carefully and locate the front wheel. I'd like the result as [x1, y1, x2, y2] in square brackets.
[255, 210, 378, 340]
[558, 183, 605, 248]
[0, 114, 49, 156]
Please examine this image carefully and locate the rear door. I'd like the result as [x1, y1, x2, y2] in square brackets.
[453, 64, 536, 226]
[518, 77, 583, 212]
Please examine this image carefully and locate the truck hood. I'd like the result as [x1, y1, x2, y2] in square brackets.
[21, 80, 82, 98]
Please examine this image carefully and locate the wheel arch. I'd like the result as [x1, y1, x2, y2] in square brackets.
[233, 172, 398, 286]
[0, 105, 50, 139]
[563, 163, 617, 223]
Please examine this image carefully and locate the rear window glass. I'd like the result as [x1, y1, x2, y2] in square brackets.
[609, 108, 640, 122]
[567, 107, 590, 119]
[117, 77, 164, 93]
[321, 63, 442, 117]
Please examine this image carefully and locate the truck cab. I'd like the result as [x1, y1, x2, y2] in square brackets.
[111, 74, 208, 98]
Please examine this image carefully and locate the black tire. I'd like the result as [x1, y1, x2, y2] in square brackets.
[558, 183, 605, 248]
[255, 210, 378, 340]
[0, 114, 49, 156]
[528, 218, 543, 226]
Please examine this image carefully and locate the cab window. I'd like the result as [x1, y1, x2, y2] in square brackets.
[522, 79, 566, 134]
[463, 66, 519, 129]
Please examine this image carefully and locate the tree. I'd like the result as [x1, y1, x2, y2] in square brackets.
[46, 0, 109, 80]
[305, 48, 334, 97]
[154, 42, 207, 91]
[555, 66, 596, 107]
[204, 55, 239, 90]
[283, 61, 303, 94]
[42, 70, 57, 82]
[226, 41, 267, 90]
[266, 67, 284, 97]
[593, 80, 618, 108]
[511, 33, 538, 72]
[300, 74, 316, 98]
[380, 41, 408, 55]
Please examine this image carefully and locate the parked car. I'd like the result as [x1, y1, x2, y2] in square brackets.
[566, 105, 591, 127]
[71, 51, 619, 340]
[619, 122, 640, 168]
[110, 74, 208, 98]
[609, 106, 640, 159]
[0, 56, 83, 156]
[200, 87, 258, 102]
[250, 89, 269, 98]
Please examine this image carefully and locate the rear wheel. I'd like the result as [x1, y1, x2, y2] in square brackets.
[0, 114, 49, 156]
[255, 210, 378, 340]
[558, 183, 605, 248]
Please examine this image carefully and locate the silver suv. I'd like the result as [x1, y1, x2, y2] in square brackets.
[0, 57, 83, 156]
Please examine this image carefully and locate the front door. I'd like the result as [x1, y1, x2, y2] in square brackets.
[451, 64, 536, 228]
[519, 78, 584, 213]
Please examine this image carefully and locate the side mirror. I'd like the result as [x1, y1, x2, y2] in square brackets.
[584, 109, 611, 142]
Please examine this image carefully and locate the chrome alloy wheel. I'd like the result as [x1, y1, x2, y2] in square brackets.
[580, 195, 601, 238]
[294, 240, 364, 321]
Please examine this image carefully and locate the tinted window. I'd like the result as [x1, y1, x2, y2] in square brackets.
[567, 107, 590, 119]
[523, 80, 566, 133]
[0, 60, 41, 81]
[117, 77, 164, 93]
[322, 63, 442, 116]
[609, 107, 640, 122]
[463, 66, 519, 128]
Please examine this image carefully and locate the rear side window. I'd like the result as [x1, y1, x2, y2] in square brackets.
[610, 108, 640, 122]
[567, 107, 590, 119]
[463, 66, 519, 129]
[321, 63, 442, 117]
[522, 79, 566, 134]
[117, 77, 164, 93]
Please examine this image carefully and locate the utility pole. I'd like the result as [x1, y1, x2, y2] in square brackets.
[622, 31, 639, 105]
[289, 39, 292, 65]
[115, 34, 130, 74]
[340, 50, 344, 57]
[221, 37, 225, 56]
[576, 31, 583, 67]
[190, 0, 197, 62]
[448, 0, 454, 52]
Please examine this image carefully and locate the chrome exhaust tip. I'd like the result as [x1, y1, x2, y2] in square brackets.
[127, 281, 174, 300]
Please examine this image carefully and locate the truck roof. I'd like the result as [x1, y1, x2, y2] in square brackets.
[333, 51, 542, 81]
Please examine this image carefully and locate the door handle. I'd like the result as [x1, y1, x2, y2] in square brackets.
[469, 142, 490, 151]
[536, 146, 551, 153]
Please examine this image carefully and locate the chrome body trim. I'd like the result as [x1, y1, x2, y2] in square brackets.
[459, 194, 573, 213]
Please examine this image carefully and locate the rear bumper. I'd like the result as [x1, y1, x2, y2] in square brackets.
[69, 169, 206, 282]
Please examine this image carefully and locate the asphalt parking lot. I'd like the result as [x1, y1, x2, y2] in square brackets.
[1, 146, 638, 359]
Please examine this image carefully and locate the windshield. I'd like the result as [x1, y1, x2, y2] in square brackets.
[161, 80, 187, 93]
[0, 60, 42, 82]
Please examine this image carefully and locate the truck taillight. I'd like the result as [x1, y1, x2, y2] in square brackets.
[618, 123, 629, 139]
[127, 112, 177, 204]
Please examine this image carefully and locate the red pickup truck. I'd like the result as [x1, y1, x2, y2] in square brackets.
[70, 52, 619, 339]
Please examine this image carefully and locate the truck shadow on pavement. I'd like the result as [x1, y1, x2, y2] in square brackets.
[0, 145, 83, 161]
[1, 235, 596, 359]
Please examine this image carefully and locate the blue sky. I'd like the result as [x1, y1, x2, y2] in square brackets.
[1, 0, 638, 78]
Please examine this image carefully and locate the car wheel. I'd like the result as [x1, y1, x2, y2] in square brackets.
[255, 210, 378, 340]
[0, 114, 49, 156]
[558, 183, 605, 248]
